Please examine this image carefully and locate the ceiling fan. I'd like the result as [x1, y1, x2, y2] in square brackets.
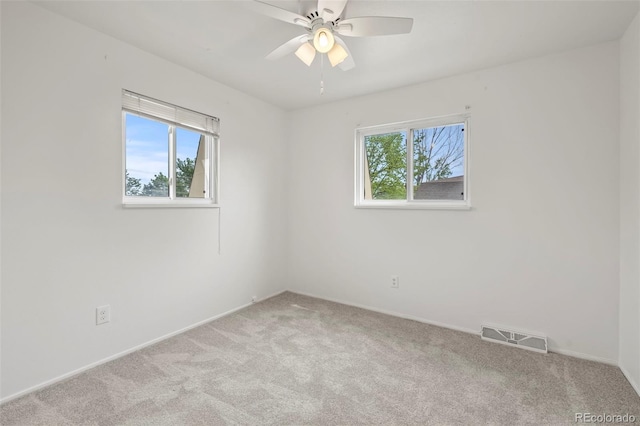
[252, 0, 414, 71]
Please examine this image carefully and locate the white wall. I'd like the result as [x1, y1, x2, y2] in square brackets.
[287, 42, 621, 363]
[619, 12, 640, 395]
[0, 2, 288, 399]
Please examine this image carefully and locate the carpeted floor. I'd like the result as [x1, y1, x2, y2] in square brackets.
[1, 292, 639, 425]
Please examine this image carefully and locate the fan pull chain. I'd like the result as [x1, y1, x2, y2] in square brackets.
[320, 54, 325, 95]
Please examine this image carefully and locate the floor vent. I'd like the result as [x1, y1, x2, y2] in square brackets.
[481, 325, 548, 353]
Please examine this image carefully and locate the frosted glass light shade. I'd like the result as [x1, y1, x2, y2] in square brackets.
[295, 42, 316, 66]
[328, 43, 348, 67]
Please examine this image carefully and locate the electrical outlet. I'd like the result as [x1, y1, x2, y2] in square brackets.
[391, 275, 399, 288]
[96, 305, 110, 325]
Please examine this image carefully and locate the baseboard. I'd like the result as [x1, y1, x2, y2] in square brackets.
[289, 290, 620, 367]
[550, 348, 618, 366]
[0, 289, 287, 405]
[288, 290, 479, 336]
[620, 365, 640, 398]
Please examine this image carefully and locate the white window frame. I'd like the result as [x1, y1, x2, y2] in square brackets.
[354, 113, 470, 210]
[121, 90, 220, 208]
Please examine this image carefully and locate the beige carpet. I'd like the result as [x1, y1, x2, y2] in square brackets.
[1, 292, 639, 425]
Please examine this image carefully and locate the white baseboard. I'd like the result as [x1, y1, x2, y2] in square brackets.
[550, 347, 618, 366]
[620, 365, 640, 398]
[289, 290, 620, 367]
[0, 290, 287, 405]
[288, 290, 480, 336]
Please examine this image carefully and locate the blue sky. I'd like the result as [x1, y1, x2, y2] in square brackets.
[125, 114, 200, 184]
[417, 124, 465, 177]
[366, 125, 464, 180]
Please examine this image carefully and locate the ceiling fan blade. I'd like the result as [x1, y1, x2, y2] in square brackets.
[251, 1, 311, 28]
[336, 16, 413, 37]
[334, 36, 355, 71]
[317, 0, 348, 22]
[266, 35, 310, 60]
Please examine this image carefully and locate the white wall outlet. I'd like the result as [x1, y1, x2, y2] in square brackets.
[96, 305, 110, 325]
[251, 296, 257, 303]
[391, 275, 399, 288]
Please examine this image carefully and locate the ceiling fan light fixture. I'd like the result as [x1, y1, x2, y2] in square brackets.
[313, 27, 334, 53]
[254, 0, 415, 74]
[327, 43, 348, 67]
[295, 42, 316, 66]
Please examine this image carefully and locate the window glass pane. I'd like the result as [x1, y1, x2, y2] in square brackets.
[124, 113, 169, 197]
[412, 123, 464, 200]
[364, 131, 407, 200]
[176, 127, 206, 198]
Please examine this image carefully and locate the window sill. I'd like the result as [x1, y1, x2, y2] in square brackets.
[355, 200, 471, 210]
[123, 198, 219, 208]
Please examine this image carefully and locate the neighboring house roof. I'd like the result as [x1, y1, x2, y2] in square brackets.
[415, 175, 464, 200]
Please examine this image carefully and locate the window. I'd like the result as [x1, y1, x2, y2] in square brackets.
[355, 114, 469, 209]
[122, 90, 219, 207]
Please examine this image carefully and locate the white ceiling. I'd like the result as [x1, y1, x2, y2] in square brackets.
[34, 0, 639, 110]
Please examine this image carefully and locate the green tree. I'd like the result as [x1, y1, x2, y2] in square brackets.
[365, 133, 407, 199]
[364, 125, 464, 199]
[413, 125, 464, 187]
[125, 170, 142, 196]
[176, 157, 195, 197]
[142, 172, 169, 197]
